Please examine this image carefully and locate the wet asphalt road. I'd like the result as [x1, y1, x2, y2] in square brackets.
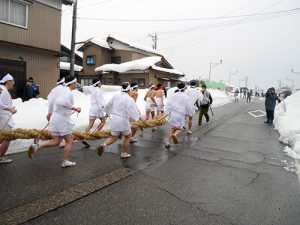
[1, 98, 300, 225]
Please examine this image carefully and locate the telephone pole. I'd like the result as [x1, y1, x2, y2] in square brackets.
[70, 0, 78, 76]
[149, 33, 157, 50]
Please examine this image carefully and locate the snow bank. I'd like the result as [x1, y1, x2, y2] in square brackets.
[7, 86, 230, 154]
[274, 91, 300, 160]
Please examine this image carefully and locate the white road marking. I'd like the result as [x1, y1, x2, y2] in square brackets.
[248, 110, 266, 118]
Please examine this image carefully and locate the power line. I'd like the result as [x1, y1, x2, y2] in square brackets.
[160, 0, 296, 50]
[77, 0, 148, 15]
[77, 7, 300, 22]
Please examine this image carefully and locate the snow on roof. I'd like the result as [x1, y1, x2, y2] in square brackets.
[95, 56, 161, 73]
[95, 56, 184, 76]
[77, 38, 111, 51]
[107, 35, 161, 55]
[151, 65, 184, 76]
[60, 62, 82, 72]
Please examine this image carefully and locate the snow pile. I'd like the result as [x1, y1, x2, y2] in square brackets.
[7, 86, 230, 154]
[274, 91, 300, 159]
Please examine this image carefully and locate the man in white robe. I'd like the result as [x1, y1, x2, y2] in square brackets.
[85, 79, 106, 132]
[28, 76, 81, 168]
[165, 82, 193, 148]
[0, 74, 17, 164]
[98, 82, 143, 159]
[185, 81, 203, 134]
[82, 79, 106, 147]
[46, 77, 65, 121]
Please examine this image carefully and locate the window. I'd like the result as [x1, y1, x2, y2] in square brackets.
[111, 56, 121, 64]
[132, 78, 145, 87]
[80, 78, 93, 86]
[86, 55, 96, 65]
[0, 0, 28, 28]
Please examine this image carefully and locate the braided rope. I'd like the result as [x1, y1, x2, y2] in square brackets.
[0, 117, 167, 141]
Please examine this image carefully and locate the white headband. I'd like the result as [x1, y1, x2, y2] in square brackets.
[121, 83, 131, 92]
[150, 84, 155, 89]
[131, 84, 138, 90]
[93, 80, 101, 87]
[190, 85, 196, 88]
[178, 86, 186, 91]
[0, 74, 14, 83]
[57, 77, 65, 85]
[64, 78, 77, 86]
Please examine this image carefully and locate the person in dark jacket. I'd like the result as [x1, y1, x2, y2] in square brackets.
[196, 84, 213, 125]
[264, 87, 281, 124]
[22, 80, 33, 101]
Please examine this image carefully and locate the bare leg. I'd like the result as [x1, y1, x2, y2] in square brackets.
[188, 116, 193, 131]
[39, 137, 62, 148]
[104, 135, 119, 146]
[62, 134, 73, 160]
[96, 117, 106, 131]
[85, 118, 96, 132]
[156, 110, 160, 117]
[131, 127, 137, 138]
[174, 129, 181, 137]
[0, 141, 10, 157]
[167, 128, 175, 144]
[145, 111, 150, 120]
[151, 111, 155, 120]
[122, 134, 132, 154]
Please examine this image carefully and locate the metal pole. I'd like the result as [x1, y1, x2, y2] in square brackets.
[208, 63, 212, 83]
[70, 0, 77, 76]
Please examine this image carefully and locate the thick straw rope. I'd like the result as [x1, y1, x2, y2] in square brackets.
[0, 116, 167, 141]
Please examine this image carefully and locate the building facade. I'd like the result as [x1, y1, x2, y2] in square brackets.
[77, 36, 184, 88]
[0, 0, 72, 98]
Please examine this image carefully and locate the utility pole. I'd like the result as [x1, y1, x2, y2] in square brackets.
[208, 59, 222, 83]
[70, 0, 77, 76]
[149, 33, 157, 50]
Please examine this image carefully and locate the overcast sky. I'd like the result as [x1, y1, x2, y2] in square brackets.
[61, 0, 300, 90]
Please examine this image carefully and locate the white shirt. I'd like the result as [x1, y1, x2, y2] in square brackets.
[47, 84, 64, 114]
[185, 87, 203, 111]
[0, 85, 15, 127]
[89, 87, 105, 117]
[104, 91, 140, 132]
[165, 91, 194, 117]
[53, 86, 75, 118]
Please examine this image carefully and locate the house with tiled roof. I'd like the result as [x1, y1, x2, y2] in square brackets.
[77, 35, 184, 88]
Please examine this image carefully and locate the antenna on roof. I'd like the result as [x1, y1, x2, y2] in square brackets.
[149, 33, 158, 50]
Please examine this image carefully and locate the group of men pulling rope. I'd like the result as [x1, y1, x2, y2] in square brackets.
[0, 74, 212, 168]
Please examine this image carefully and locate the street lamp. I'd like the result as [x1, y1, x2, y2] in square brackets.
[208, 59, 223, 83]
[228, 70, 239, 92]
